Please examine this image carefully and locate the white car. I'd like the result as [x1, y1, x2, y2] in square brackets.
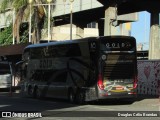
[0, 62, 12, 89]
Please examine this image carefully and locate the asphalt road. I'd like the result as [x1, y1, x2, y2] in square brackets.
[0, 92, 159, 120]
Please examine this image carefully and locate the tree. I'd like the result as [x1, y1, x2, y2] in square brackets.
[0, 25, 13, 45]
[0, 0, 56, 44]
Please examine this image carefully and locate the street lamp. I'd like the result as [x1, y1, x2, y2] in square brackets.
[12, 8, 15, 44]
[70, 0, 74, 40]
[47, 0, 52, 42]
[28, 0, 32, 43]
[64, 0, 74, 40]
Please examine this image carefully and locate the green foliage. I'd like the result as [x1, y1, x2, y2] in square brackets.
[0, 25, 13, 46]
[19, 23, 29, 43]
[20, 30, 28, 43]
[0, 0, 28, 12]
[0, 0, 56, 44]
[13, 0, 28, 12]
[0, 0, 11, 12]
[0, 23, 29, 45]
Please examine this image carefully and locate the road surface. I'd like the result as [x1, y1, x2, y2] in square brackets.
[0, 92, 159, 120]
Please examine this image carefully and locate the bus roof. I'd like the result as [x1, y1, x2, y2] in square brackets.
[24, 36, 135, 51]
[24, 37, 96, 50]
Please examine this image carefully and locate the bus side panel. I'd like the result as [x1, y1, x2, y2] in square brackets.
[67, 40, 99, 102]
[83, 39, 100, 101]
[67, 42, 91, 88]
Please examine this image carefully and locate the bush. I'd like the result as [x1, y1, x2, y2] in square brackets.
[0, 25, 13, 46]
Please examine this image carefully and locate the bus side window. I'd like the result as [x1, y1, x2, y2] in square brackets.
[53, 72, 67, 83]
[66, 44, 81, 57]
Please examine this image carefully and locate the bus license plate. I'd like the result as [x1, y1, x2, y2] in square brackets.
[116, 86, 124, 90]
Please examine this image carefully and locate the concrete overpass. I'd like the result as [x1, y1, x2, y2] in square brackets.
[53, 0, 136, 26]
[98, 0, 160, 14]
[52, 0, 137, 36]
[53, 6, 105, 28]
[98, 0, 160, 59]
[0, 0, 137, 41]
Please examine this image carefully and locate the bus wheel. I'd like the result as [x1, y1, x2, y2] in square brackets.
[76, 90, 85, 104]
[68, 89, 75, 103]
[34, 87, 41, 99]
[28, 86, 33, 97]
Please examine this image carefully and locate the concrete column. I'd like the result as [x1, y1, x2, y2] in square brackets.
[104, 7, 116, 36]
[149, 12, 160, 59]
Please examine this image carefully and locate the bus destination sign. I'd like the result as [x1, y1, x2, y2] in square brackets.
[100, 39, 135, 51]
[105, 42, 132, 49]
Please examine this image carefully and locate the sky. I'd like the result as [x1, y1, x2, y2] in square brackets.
[131, 11, 150, 50]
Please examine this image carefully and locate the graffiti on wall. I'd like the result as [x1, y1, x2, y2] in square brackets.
[137, 60, 160, 95]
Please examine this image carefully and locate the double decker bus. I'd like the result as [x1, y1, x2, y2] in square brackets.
[19, 36, 137, 103]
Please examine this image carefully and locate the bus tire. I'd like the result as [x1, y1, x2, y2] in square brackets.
[34, 87, 41, 99]
[28, 86, 33, 97]
[76, 90, 85, 104]
[68, 89, 75, 103]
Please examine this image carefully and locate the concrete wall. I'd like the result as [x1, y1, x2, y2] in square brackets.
[137, 60, 160, 96]
[41, 24, 99, 41]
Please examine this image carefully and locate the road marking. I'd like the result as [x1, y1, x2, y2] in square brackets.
[0, 105, 10, 108]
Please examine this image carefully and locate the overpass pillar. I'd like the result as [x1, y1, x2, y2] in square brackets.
[104, 7, 117, 36]
[149, 12, 160, 59]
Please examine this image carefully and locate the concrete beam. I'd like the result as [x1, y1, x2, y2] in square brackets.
[98, 0, 160, 15]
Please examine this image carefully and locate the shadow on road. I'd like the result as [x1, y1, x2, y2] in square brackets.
[0, 92, 79, 112]
[88, 99, 135, 106]
[0, 91, 159, 112]
[88, 94, 159, 106]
